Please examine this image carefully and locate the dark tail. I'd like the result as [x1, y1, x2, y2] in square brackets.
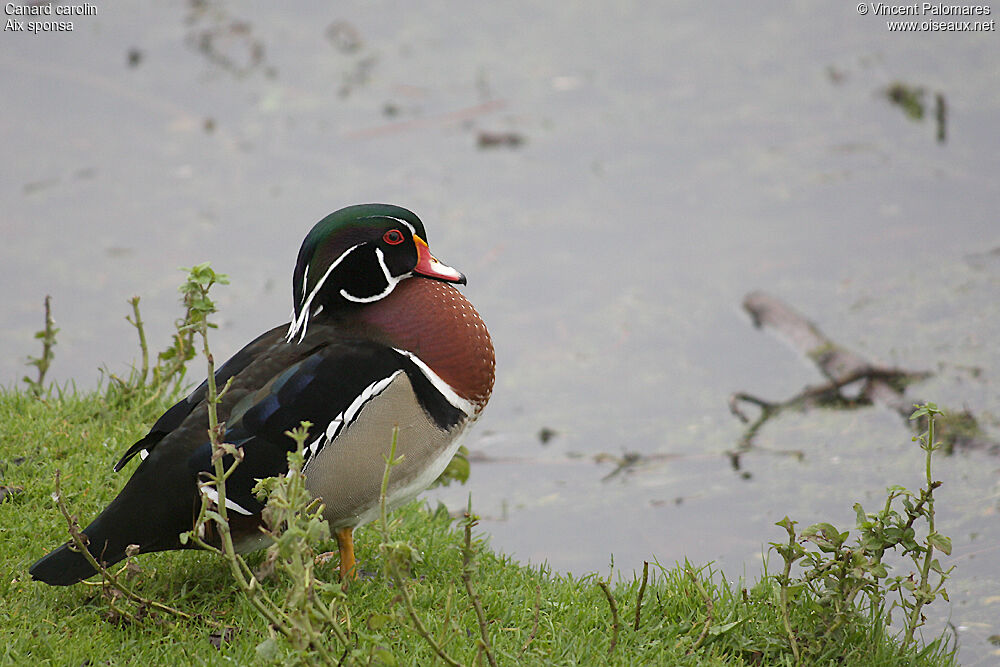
[28, 541, 104, 586]
[29, 453, 200, 586]
[28, 493, 192, 586]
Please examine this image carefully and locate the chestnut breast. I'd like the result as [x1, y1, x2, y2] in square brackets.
[343, 278, 495, 413]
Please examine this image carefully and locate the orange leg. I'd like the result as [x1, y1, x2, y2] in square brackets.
[335, 526, 356, 581]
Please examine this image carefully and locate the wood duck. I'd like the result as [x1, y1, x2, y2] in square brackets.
[29, 204, 495, 586]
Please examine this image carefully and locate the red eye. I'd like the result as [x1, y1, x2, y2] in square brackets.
[383, 229, 405, 245]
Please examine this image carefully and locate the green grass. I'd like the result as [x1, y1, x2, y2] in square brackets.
[0, 386, 956, 666]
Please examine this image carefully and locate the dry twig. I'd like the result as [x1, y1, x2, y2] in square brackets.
[518, 584, 542, 658]
[597, 580, 619, 654]
[52, 470, 195, 623]
[462, 509, 498, 667]
[685, 567, 714, 653]
[633, 560, 649, 631]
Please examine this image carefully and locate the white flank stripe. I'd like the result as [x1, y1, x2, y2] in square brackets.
[324, 418, 342, 439]
[306, 434, 324, 461]
[393, 349, 474, 416]
[344, 370, 402, 424]
[304, 371, 403, 468]
[202, 486, 254, 516]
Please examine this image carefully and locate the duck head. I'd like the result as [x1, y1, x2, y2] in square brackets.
[287, 204, 466, 341]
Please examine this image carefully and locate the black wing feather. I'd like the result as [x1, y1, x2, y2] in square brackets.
[113, 324, 287, 472]
[186, 341, 464, 514]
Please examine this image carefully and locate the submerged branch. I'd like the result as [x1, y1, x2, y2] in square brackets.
[733, 291, 994, 455]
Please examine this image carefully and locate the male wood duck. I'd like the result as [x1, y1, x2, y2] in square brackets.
[29, 204, 495, 586]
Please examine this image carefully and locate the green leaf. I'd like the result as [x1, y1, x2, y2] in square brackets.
[853, 503, 867, 526]
[910, 402, 942, 420]
[367, 613, 392, 630]
[927, 532, 952, 555]
[803, 523, 846, 551]
[255, 638, 279, 661]
[775, 516, 796, 531]
[708, 618, 744, 636]
[371, 648, 397, 666]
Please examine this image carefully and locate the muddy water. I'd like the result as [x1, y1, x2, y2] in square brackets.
[2, 2, 998, 663]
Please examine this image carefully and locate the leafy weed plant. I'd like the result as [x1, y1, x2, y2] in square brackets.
[771, 403, 954, 662]
[22, 295, 58, 396]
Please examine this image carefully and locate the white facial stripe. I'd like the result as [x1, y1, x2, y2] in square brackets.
[340, 247, 402, 303]
[393, 348, 474, 416]
[285, 242, 363, 343]
[360, 214, 416, 236]
[384, 216, 416, 236]
[286, 219, 420, 340]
